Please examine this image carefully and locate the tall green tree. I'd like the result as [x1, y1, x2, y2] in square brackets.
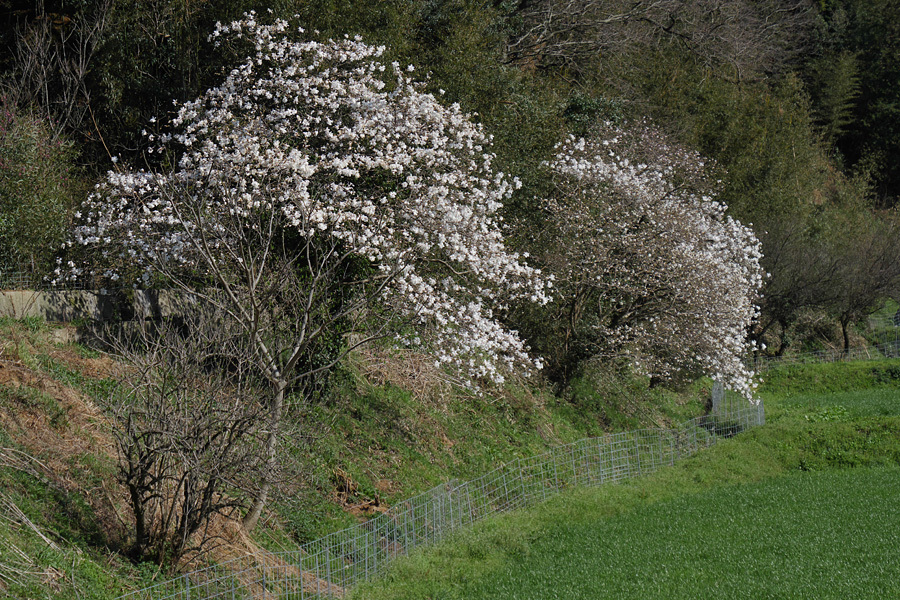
[805, 0, 900, 205]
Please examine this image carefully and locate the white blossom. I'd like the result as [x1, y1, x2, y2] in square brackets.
[65, 14, 549, 387]
[542, 123, 763, 399]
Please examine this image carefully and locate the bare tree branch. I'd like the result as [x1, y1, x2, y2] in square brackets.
[3, 0, 112, 140]
[103, 316, 270, 564]
[504, 0, 815, 80]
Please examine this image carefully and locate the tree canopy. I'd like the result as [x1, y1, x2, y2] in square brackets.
[3, 0, 898, 389]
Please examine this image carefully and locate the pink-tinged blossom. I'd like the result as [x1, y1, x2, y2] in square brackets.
[61, 14, 549, 387]
[543, 123, 763, 400]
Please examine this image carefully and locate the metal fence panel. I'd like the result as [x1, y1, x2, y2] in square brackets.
[118, 399, 765, 600]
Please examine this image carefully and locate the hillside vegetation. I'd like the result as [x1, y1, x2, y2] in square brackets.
[3, 0, 900, 361]
[0, 319, 708, 599]
[2, 322, 900, 598]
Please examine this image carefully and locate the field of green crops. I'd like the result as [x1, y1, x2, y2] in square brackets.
[349, 361, 900, 599]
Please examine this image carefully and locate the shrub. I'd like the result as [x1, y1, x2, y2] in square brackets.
[0, 103, 76, 279]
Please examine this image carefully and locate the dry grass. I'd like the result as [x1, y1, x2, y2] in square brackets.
[0, 357, 129, 545]
[352, 346, 469, 408]
[180, 514, 346, 598]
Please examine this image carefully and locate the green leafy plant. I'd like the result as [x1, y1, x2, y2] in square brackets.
[804, 404, 850, 423]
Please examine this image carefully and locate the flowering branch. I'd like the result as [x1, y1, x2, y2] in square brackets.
[538, 122, 763, 399]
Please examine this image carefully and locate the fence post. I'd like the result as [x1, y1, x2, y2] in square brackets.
[448, 483, 455, 531]
[635, 432, 643, 477]
[325, 539, 332, 595]
[711, 380, 725, 416]
[669, 431, 675, 466]
[551, 448, 560, 492]
[501, 469, 510, 509]
[657, 431, 664, 471]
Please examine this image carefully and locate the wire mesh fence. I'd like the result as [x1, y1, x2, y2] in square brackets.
[746, 339, 900, 373]
[0, 267, 98, 291]
[0, 268, 41, 291]
[118, 400, 764, 600]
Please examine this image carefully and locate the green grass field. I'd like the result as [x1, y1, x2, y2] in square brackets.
[349, 363, 900, 599]
[398, 468, 900, 599]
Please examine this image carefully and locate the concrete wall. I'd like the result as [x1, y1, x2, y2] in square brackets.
[0, 290, 194, 322]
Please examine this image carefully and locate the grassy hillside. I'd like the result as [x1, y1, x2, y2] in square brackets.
[0, 319, 708, 599]
[3, 317, 898, 599]
[348, 361, 900, 599]
[349, 467, 900, 599]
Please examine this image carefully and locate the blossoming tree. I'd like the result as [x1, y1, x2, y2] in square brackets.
[64, 13, 548, 529]
[532, 123, 763, 398]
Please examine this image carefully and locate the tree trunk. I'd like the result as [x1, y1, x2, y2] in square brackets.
[776, 318, 789, 357]
[243, 383, 285, 532]
[841, 317, 851, 356]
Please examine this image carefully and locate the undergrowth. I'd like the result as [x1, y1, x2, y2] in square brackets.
[758, 358, 900, 399]
[270, 346, 707, 543]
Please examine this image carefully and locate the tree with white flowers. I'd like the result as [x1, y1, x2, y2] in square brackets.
[531, 123, 763, 399]
[62, 13, 549, 530]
